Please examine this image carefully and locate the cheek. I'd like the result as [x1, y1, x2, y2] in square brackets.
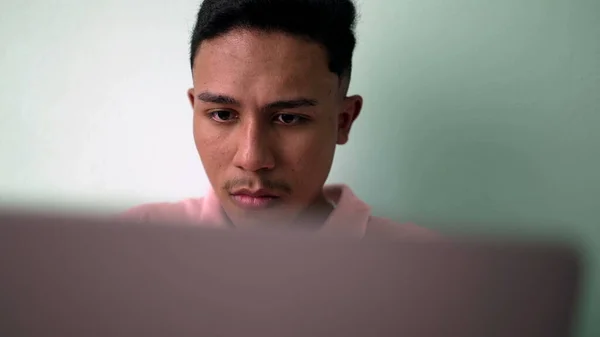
[280, 128, 337, 185]
[193, 117, 231, 172]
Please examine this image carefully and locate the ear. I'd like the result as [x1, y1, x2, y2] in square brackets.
[337, 95, 363, 145]
[187, 88, 195, 109]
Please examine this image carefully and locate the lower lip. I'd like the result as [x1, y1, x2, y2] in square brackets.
[230, 194, 280, 210]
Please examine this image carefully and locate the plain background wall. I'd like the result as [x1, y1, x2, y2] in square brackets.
[1, 0, 598, 336]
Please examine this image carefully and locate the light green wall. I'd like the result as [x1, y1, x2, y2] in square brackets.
[331, 1, 599, 336]
[1, 0, 598, 336]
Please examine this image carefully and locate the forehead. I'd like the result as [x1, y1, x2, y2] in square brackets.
[192, 29, 337, 99]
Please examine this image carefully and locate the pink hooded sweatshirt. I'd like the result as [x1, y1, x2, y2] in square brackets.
[121, 184, 438, 240]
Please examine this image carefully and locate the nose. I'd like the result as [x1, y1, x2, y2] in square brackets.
[232, 120, 275, 172]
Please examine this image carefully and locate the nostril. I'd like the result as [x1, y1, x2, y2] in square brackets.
[233, 147, 275, 172]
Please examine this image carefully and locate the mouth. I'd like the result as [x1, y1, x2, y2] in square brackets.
[229, 189, 281, 210]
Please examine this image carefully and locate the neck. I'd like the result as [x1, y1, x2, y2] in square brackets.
[290, 193, 334, 230]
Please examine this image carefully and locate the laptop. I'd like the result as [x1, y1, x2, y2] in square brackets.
[0, 211, 581, 337]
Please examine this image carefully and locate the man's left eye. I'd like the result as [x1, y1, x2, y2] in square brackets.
[276, 114, 304, 125]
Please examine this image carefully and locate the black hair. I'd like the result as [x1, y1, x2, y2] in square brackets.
[189, 0, 358, 83]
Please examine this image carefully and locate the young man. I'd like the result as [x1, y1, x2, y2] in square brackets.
[122, 0, 437, 239]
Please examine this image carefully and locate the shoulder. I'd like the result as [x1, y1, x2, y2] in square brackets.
[118, 197, 206, 224]
[365, 216, 443, 241]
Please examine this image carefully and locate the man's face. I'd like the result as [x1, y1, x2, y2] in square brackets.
[188, 29, 362, 227]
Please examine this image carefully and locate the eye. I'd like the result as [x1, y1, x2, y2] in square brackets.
[210, 110, 237, 123]
[275, 114, 306, 125]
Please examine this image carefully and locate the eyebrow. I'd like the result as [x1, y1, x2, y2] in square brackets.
[196, 91, 318, 111]
[197, 92, 240, 105]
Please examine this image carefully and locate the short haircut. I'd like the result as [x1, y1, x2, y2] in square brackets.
[189, 0, 358, 86]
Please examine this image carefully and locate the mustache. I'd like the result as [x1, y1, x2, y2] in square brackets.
[223, 178, 292, 194]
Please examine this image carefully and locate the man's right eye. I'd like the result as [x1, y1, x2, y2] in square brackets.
[210, 110, 237, 122]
